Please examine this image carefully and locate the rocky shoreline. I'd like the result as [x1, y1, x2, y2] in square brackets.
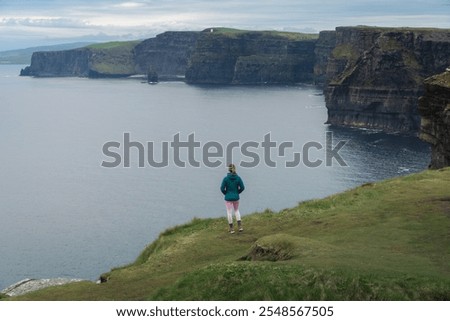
[1, 278, 87, 297]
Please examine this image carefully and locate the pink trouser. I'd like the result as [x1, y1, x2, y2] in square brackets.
[225, 201, 241, 224]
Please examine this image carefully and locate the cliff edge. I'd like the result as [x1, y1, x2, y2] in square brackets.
[133, 31, 200, 79]
[18, 26, 450, 135]
[5, 168, 450, 300]
[185, 28, 318, 85]
[325, 26, 450, 133]
[419, 69, 450, 168]
[20, 33, 199, 79]
[20, 47, 92, 77]
[20, 41, 140, 78]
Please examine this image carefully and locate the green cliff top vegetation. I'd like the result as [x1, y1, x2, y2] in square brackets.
[339, 25, 450, 33]
[5, 167, 450, 300]
[85, 41, 141, 76]
[86, 40, 141, 50]
[203, 27, 319, 40]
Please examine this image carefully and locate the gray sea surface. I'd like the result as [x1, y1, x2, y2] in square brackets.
[0, 65, 431, 290]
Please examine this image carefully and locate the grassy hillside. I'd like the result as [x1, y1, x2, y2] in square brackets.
[86, 40, 141, 76]
[205, 27, 319, 40]
[6, 168, 450, 300]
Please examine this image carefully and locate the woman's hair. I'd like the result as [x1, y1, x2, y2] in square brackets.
[228, 164, 236, 174]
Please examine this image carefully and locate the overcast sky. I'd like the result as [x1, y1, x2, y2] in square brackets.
[0, 0, 449, 51]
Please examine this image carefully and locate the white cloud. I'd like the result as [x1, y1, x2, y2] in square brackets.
[113, 2, 146, 9]
[0, 17, 91, 29]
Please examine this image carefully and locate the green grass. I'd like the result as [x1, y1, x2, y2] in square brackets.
[331, 44, 359, 60]
[86, 41, 140, 50]
[342, 25, 450, 33]
[5, 168, 450, 300]
[152, 264, 450, 301]
[205, 27, 318, 40]
[85, 41, 141, 75]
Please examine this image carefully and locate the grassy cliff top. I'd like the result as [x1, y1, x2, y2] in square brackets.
[5, 168, 450, 300]
[202, 27, 319, 40]
[337, 25, 450, 32]
[84, 41, 141, 75]
[86, 40, 141, 50]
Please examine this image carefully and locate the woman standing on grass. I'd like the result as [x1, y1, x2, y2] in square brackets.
[220, 164, 245, 234]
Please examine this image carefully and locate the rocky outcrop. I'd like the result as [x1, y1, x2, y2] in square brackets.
[20, 48, 91, 77]
[21, 29, 320, 84]
[418, 69, 450, 168]
[313, 30, 336, 85]
[185, 29, 318, 84]
[134, 31, 200, 79]
[20, 43, 138, 78]
[324, 27, 450, 133]
[21, 32, 200, 79]
[1, 278, 85, 297]
[147, 68, 159, 83]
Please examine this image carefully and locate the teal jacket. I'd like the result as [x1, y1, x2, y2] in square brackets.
[220, 173, 245, 201]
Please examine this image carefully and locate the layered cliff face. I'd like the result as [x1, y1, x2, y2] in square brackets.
[21, 33, 199, 79]
[418, 70, 450, 169]
[19, 26, 450, 137]
[133, 31, 200, 79]
[21, 48, 91, 77]
[185, 29, 318, 84]
[21, 41, 139, 78]
[325, 27, 450, 133]
[313, 30, 336, 85]
[21, 28, 319, 84]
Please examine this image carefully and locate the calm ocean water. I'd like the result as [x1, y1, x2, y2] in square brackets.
[0, 65, 431, 289]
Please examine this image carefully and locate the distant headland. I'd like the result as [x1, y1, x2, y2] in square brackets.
[18, 26, 450, 166]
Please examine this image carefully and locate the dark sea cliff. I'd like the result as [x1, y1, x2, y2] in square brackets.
[20, 26, 450, 134]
